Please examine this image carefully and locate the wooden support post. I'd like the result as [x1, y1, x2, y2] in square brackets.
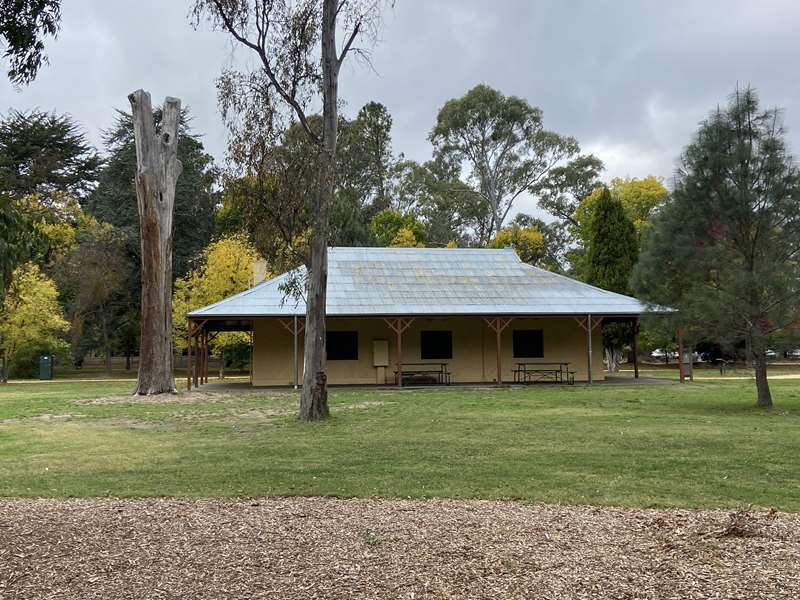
[293, 315, 299, 390]
[495, 324, 502, 383]
[483, 317, 513, 384]
[587, 314, 593, 385]
[384, 318, 414, 387]
[203, 331, 208, 384]
[396, 324, 403, 387]
[280, 317, 306, 389]
[187, 320, 193, 391]
[632, 319, 640, 380]
[249, 323, 254, 386]
[574, 315, 602, 384]
[192, 326, 199, 388]
[677, 327, 685, 384]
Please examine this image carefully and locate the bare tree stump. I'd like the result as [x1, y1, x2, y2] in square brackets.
[129, 89, 182, 395]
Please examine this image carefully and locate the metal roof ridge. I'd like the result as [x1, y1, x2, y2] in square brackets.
[188, 268, 300, 316]
[510, 252, 644, 305]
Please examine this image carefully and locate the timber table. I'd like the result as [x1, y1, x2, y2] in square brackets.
[513, 362, 574, 384]
[394, 363, 451, 385]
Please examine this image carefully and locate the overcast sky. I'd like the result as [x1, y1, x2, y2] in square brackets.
[2, 0, 799, 217]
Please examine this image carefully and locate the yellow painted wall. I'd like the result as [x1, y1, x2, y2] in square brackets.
[252, 316, 605, 386]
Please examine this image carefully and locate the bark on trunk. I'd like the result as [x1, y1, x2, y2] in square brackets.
[299, 0, 339, 421]
[604, 347, 622, 372]
[754, 352, 773, 408]
[1, 354, 8, 383]
[101, 312, 112, 376]
[129, 90, 182, 395]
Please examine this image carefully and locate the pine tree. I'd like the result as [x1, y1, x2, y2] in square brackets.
[633, 87, 800, 407]
[586, 187, 638, 371]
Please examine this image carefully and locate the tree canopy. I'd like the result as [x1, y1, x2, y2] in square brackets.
[633, 87, 800, 407]
[585, 187, 638, 295]
[430, 84, 595, 242]
[0, 262, 68, 381]
[0, 109, 100, 298]
[172, 235, 262, 357]
[0, 0, 61, 85]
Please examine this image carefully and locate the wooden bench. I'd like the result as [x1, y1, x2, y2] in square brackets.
[394, 363, 451, 385]
[513, 362, 574, 385]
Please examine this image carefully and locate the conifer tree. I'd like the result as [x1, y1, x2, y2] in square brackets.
[586, 187, 638, 371]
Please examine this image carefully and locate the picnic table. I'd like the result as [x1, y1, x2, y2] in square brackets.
[394, 363, 451, 385]
[513, 362, 574, 384]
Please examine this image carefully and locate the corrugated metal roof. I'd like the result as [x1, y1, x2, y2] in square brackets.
[188, 247, 653, 318]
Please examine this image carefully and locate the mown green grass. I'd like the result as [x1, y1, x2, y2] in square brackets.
[0, 379, 798, 510]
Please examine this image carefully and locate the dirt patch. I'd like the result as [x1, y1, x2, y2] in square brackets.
[1, 413, 82, 425]
[0, 498, 797, 599]
[75, 390, 292, 406]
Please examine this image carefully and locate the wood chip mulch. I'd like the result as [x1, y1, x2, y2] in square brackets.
[1, 498, 798, 599]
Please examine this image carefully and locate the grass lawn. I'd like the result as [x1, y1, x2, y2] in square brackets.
[0, 378, 798, 510]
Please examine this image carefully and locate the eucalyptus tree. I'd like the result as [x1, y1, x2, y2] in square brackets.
[0, 0, 61, 85]
[193, 0, 383, 420]
[429, 84, 599, 241]
[127, 90, 183, 396]
[633, 88, 800, 407]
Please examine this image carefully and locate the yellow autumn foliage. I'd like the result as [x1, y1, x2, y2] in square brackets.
[172, 235, 264, 352]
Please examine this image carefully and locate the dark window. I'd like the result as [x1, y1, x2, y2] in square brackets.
[513, 330, 544, 358]
[420, 330, 452, 359]
[327, 331, 358, 360]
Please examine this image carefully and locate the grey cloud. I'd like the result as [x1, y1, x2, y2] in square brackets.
[2, 0, 799, 194]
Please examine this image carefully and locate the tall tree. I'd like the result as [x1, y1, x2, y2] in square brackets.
[430, 84, 592, 242]
[585, 187, 638, 372]
[633, 88, 800, 407]
[193, 0, 382, 420]
[58, 220, 130, 375]
[0, 0, 61, 85]
[536, 154, 604, 227]
[338, 101, 395, 218]
[0, 109, 100, 297]
[0, 262, 68, 382]
[128, 90, 182, 396]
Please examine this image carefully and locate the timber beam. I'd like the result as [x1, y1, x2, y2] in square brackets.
[483, 317, 514, 384]
[384, 318, 415, 386]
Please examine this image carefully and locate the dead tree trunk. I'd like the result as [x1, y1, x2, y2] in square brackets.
[299, 0, 340, 421]
[129, 89, 182, 395]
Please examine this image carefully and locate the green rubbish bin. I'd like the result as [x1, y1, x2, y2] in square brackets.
[39, 355, 54, 380]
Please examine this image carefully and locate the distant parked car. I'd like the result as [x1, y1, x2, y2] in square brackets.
[786, 349, 800, 359]
[765, 349, 778, 359]
[650, 349, 667, 359]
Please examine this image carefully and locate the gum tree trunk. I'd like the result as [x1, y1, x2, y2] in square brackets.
[299, 0, 340, 421]
[129, 89, 182, 395]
